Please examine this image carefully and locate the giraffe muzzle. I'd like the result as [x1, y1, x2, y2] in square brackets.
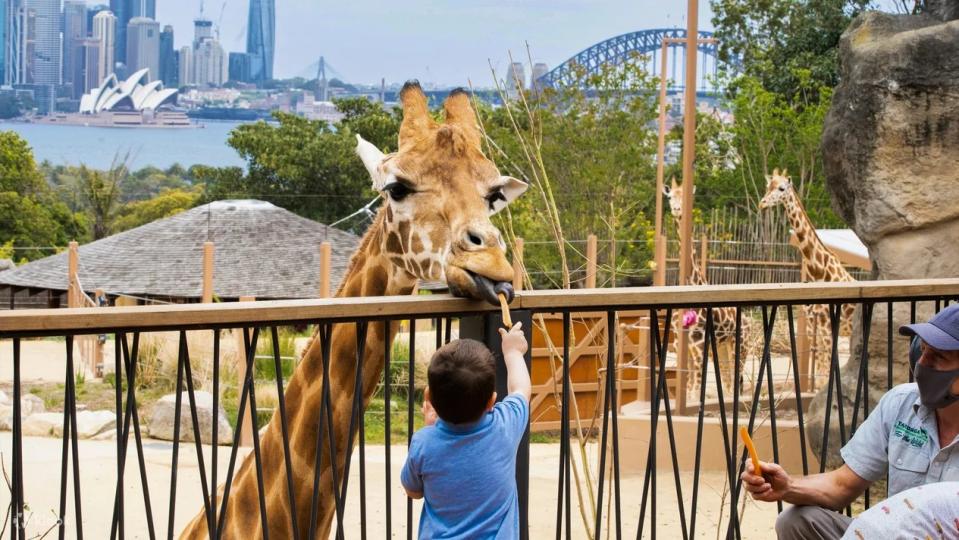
[450, 270, 514, 306]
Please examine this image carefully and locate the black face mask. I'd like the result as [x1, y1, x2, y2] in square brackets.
[912, 337, 959, 410]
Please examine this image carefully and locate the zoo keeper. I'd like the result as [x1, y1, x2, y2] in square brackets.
[741, 304, 959, 539]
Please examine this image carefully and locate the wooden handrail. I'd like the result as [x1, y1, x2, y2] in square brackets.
[0, 279, 957, 335]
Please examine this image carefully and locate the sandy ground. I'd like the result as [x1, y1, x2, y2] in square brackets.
[0, 434, 781, 539]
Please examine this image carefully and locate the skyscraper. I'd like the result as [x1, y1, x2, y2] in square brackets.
[177, 45, 192, 86]
[228, 52, 251, 83]
[23, 0, 60, 113]
[63, 0, 89, 99]
[109, 0, 135, 66]
[131, 0, 154, 19]
[92, 10, 116, 84]
[82, 38, 101, 93]
[506, 62, 526, 98]
[194, 37, 226, 86]
[159, 25, 176, 86]
[87, 4, 110, 31]
[126, 17, 159, 80]
[246, 0, 275, 83]
[530, 62, 549, 91]
[193, 18, 212, 49]
[0, 0, 10, 84]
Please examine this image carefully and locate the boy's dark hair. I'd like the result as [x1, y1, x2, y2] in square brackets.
[427, 339, 496, 424]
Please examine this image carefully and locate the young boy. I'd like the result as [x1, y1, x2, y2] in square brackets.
[401, 322, 530, 539]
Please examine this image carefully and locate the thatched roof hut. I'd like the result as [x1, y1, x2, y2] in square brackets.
[0, 200, 360, 307]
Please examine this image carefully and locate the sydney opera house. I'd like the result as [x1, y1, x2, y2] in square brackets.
[79, 69, 178, 114]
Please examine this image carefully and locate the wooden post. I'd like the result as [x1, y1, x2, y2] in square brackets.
[586, 234, 598, 289]
[653, 39, 671, 287]
[319, 241, 331, 298]
[797, 306, 813, 392]
[236, 295, 256, 447]
[700, 234, 708, 277]
[67, 241, 79, 308]
[202, 242, 214, 303]
[677, 0, 700, 415]
[512, 237, 525, 291]
[94, 288, 105, 376]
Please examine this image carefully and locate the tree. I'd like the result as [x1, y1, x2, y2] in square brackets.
[711, 0, 873, 101]
[0, 131, 46, 195]
[480, 58, 661, 288]
[112, 187, 203, 232]
[78, 164, 125, 239]
[197, 97, 400, 224]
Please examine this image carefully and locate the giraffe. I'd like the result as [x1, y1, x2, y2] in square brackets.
[181, 82, 528, 539]
[663, 178, 751, 398]
[759, 169, 856, 377]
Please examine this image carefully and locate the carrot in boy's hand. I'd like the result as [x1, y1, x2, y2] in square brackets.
[498, 293, 512, 328]
[739, 427, 762, 475]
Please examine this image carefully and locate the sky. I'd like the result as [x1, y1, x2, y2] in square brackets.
[141, 0, 717, 87]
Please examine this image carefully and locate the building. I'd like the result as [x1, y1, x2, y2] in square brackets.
[0, 201, 361, 304]
[246, 0, 275, 83]
[92, 10, 116, 85]
[193, 18, 212, 48]
[79, 68, 177, 113]
[194, 37, 227, 87]
[0, 0, 9, 84]
[228, 52, 251, 83]
[86, 4, 110, 30]
[159, 25, 176, 87]
[125, 17, 159, 81]
[131, 0, 154, 19]
[109, 0, 131, 66]
[81, 38, 101, 94]
[63, 0, 88, 99]
[530, 62, 549, 91]
[22, 0, 60, 113]
[507, 62, 525, 96]
[177, 45, 192, 85]
[296, 91, 343, 123]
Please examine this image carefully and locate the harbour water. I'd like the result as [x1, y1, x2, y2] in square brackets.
[0, 120, 249, 170]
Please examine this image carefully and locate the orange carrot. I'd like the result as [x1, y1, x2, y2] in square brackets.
[740, 427, 762, 475]
[498, 293, 512, 328]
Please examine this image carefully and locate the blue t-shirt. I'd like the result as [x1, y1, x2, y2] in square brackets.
[401, 393, 529, 539]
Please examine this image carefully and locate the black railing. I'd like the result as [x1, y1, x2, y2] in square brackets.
[1, 279, 957, 539]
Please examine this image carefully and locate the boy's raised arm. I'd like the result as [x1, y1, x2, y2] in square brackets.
[498, 322, 530, 401]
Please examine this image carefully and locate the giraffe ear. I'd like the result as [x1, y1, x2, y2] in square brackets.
[355, 134, 387, 190]
[490, 176, 528, 215]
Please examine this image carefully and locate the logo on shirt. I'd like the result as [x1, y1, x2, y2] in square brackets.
[893, 421, 929, 448]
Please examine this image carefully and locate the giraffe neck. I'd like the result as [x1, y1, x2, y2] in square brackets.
[782, 190, 841, 282]
[672, 213, 708, 286]
[208, 208, 418, 538]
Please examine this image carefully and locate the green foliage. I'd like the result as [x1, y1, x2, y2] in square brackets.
[711, 0, 872, 102]
[0, 131, 46, 195]
[112, 187, 203, 232]
[77, 165, 124, 240]
[197, 97, 401, 224]
[481, 58, 661, 287]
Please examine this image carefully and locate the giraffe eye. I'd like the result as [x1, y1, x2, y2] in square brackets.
[778, 185, 786, 192]
[486, 189, 507, 211]
[384, 182, 414, 202]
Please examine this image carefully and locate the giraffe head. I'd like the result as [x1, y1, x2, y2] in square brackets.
[663, 177, 694, 221]
[759, 169, 793, 210]
[355, 82, 528, 305]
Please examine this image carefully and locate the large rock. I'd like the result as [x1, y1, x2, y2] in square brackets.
[22, 413, 64, 437]
[148, 391, 233, 445]
[812, 7, 959, 465]
[54, 410, 116, 439]
[0, 394, 46, 430]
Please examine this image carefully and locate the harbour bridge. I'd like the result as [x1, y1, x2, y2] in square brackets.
[535, 28, 724, 94]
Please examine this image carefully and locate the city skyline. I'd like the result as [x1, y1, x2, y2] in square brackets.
[147, 0, 717, 87]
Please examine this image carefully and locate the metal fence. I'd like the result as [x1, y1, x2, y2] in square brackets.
[1, 279, 957, 539]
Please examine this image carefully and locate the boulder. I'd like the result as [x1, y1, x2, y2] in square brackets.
[0, 394, 46, 430]
[148, 391, 233, 445]
[53, 410, 116, 439]
[22, 413, 63, 437]
[813, 8, 959, 465]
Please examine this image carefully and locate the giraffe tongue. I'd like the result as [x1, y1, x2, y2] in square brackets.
[470, 272, 513, 306]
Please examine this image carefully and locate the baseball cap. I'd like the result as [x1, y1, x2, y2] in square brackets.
[899, 304, 959, 351]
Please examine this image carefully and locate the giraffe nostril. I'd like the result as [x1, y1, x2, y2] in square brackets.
[467, 232, 483, 247]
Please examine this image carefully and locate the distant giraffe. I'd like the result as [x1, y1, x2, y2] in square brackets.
[760, 169, 856, 376]
[180, 82, 528, 539]
[664, 178, 753, 398]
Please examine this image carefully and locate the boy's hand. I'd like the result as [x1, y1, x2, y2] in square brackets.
[498, 322, 528, 357]
[422, 399, 438, 426]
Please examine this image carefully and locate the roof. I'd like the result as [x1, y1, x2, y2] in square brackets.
[789, 228, 871, 271]
[0, 200, 361, 301]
